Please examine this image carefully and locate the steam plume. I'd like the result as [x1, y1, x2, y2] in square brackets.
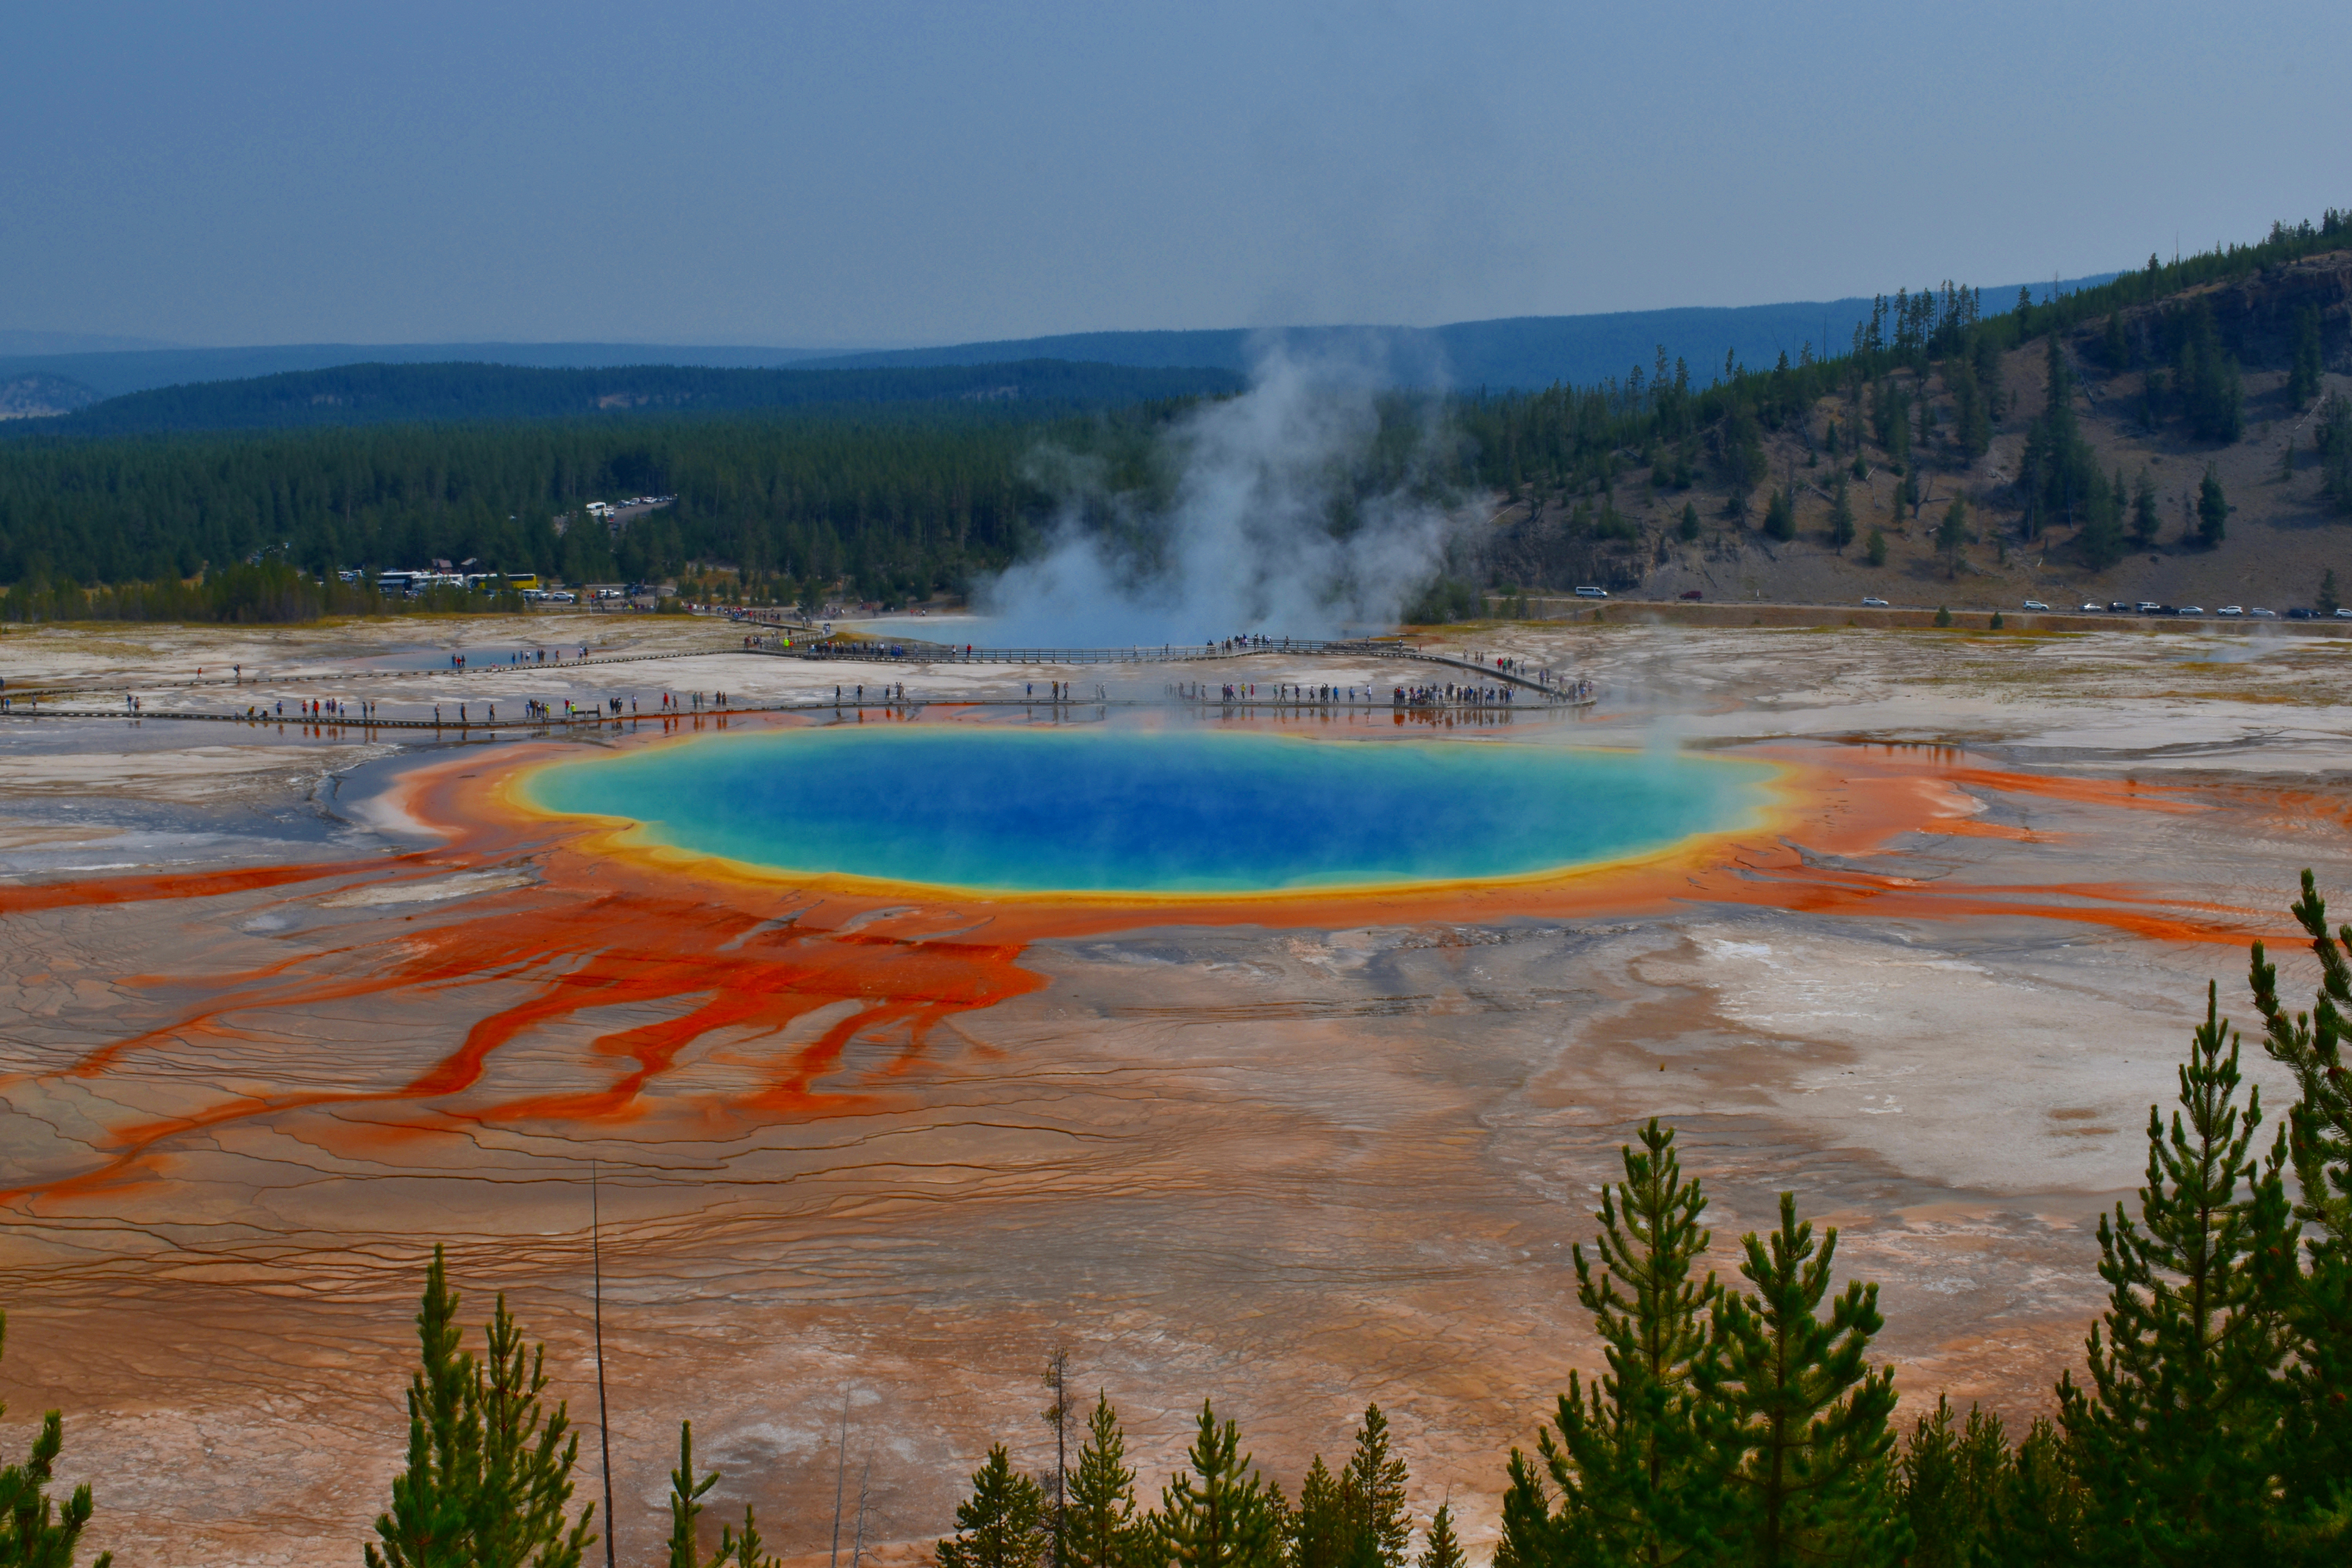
[975, 346, 1452, 644]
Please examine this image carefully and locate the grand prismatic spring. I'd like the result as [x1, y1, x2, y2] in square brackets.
[2, 613, 2348, 1564]
[521, 728, 1773, 894]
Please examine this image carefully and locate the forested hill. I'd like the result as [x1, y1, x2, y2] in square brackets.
[4, 212, 2347, 621]
[799, 276, 2120, 389]
[18, 359, 1247, 437]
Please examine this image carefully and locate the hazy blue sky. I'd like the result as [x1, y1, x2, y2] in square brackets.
[8, 0, 2347, 349]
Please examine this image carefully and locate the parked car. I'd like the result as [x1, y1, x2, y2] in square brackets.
[2080, 602, 2104, 612]
[2110, 601, 2131, 612]
[2178, 606, 2206, 616]
[2136, 602, 2162, 613]
[2218, 605, 2245, 616]
[2251, 608, 2278, 617]
[1679, 589, 1704, 601]
[2288, 608, 2316, 620]
[1574, 586, 1609, 599]
[2022, 599, 2049, 610]
[1861, 596, 1889, 607]
[2336, 608, 2352, 619]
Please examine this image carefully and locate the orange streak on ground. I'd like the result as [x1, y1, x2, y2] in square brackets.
[0, 855, 431, 915]
[0, 731, 2298, 1205]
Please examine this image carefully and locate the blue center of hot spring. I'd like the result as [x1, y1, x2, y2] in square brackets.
[523, 727, 1768, 893]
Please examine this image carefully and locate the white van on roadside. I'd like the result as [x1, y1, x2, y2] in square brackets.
[1574, 586, 1608, 599]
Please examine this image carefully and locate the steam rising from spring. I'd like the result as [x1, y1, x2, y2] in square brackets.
[975, 348, 1451, 644]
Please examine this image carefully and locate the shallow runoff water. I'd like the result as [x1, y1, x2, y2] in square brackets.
[523, 726, 1769, 895]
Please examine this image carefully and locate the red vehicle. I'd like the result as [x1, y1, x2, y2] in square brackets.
[1680, 589, 1704, 601]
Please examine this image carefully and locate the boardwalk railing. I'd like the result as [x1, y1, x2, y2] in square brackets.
[750, 637, 1580, 700]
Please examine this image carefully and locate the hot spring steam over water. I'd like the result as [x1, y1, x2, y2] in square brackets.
[521, 727, 1771, 894]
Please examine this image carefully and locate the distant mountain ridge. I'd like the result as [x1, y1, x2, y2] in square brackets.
[0, 329, 181, 356]
[0, 340, 831, 401]
[13, 359, 1248, 437]
[0, 274, 2115, 401]
[798, 275, 2120, 390]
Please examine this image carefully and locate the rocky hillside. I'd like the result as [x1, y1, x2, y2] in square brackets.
[1476, 249, 2352, 614]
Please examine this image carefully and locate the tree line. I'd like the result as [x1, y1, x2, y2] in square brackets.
[0, 402, 1181, 613]
[0, 212, 2345, 615]
[10, 870, 2350, 1565]
[25, 360, 1247, 439]
[0, 561, 526, 625]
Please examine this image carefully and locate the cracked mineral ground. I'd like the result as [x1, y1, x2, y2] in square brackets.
[3, 614, 2348, 1566]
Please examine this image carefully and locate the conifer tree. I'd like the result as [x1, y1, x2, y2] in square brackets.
[2055, 984, 2298, 1563]
[478, 1295, 595, 1568]
[1695, 1193, 1902, 1567]
[1936, 495, 1969, 577]
[2131, 468, 2163, 549]
[1865, 528, 1887, 568]
[1338, 1406, 1410, 1568]
[1524, 1120, 1721, 1566]
[2319, 570, 2341, 619]
[1290, 1456, 1348, 1568]
[1492, 1453, 1561, 1568]
[667, 1422, 721, 1568]
[940, 1446, 1051, 1568]
[2197, 464, 2229, 549]
[1415, 1506, 1463, 1568]
[1987, 1418, 2085, 1563]
[370, 1246, 488, 1568]
[0, 1313, 112, 1568]
[1153, 1403, 1282, 1568]
[1762, 488, 1794, 543]
[1896, 1397, 2008, 1568]
[2245, 873, 2352, 1544]
[2316, 396, 2352, 517]
[2249, 874, 2352, 1243]
[716, 1506, 781, 1568]
[1828, 478, 1855, 554]
[1948, 358, 1992, 459]
[2288, 307, 2324, 410]
[2071, 468, 2123, 572]
[2102, 312, 2131, 371]
[367, 1247, 597, 1568]
[1066, 1395, 1145, 1568]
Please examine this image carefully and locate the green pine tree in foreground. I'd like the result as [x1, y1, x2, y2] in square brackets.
[367, 1245, 598, 1568]
[2247, 873, 2352, 1548]
[662, 1417, 780, 1568]
[2056, 984, 2298, 1563]
[1339, 1405, 1412, 1568]
[1506, 1120, 1719, 1567]
[1153, 1402, 1284, 1568]
[1291, 1455, 1350, 1568]
[666, 1421, 720, 1568]
[0, 1312, 111, 1568]
[1414, 1504, 1463, 1568]
[1700, 1193, 1902, 1566]
[938, 1445, 1049, 1568]
[1894, 1396, 2004, 1566]
[1065, 1394, 1146, 1568]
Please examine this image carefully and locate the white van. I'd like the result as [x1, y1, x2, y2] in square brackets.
[1574, 586, 1609, 599]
